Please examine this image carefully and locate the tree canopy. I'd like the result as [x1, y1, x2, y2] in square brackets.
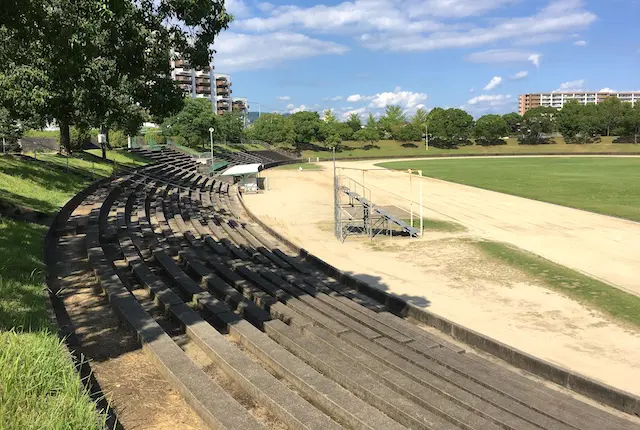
[474, 114, 509, 146]
[0, 0, 230, 154]
[428, 108, 474, 148]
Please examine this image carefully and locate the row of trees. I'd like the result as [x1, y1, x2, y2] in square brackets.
[0, 0, 230, 157]
[244, 97, 640, 149]
[246, 106, 505, 149]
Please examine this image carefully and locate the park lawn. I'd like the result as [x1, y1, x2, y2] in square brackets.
[475, 240, 640, 328]
[38, 152, 114, 178]
[84, 149, 150, 168]
[300, 136, 640, 160]
[378, 157, 640, 222]
[0, 156, 91, 215]
[0, 217, 106, 429]
[274, 162, 323, 171]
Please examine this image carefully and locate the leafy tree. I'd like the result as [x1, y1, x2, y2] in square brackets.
[502, 112, 522, 135]
[246, 113, 295, 145]
[161, 98, 215, 148]
[345, 113, 362, 133]
[0, 107, 23, 151]
[216, 112, 245, 144]
[519, 106, 556, 144]
[623, 102, 640, 144]
[428, 108, 474, 148]
[325, 133, 342, 148]
[474, 114, 509, 145]
[290, 111, 322, 144]
[598, 96, 625, 136]
[0, 0, 230, 154]
[334, 122, 354, 141]
[378, 105, 407, 138]
[353, 128, 379, 147]
[323, 109, 337, 124]
[411, 107, 429, 130]
[395, 123, 422, 142]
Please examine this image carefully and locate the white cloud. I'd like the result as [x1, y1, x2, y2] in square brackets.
[256, 2, 275, 12]
[225, 0, 252, 18]
[288, 104, 307, 113]
[323, 95, 344, 101]
[554, 79, 585, 92]
[236, 0, 596, 54]
[213, 32, 348, 71]
[347, 94, 369, 102]
[342, 107, 367, 118]
[367, 88, 428, 109]
[276, 96, 291, 101]
[509, 71, 529, 80]
[286, 103, 295, 109]
[599, 87, 615, 93]
[483, 76, 502, 91]
[463, 94, 515, 116]
[574, 40, 587, 46]
[467, 94, 512, 105]
[467, 49, 542, 67]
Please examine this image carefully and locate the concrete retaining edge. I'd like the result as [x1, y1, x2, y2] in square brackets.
[236, 185, 640, 418]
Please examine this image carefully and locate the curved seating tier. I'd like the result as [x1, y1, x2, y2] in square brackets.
[52, 149, 639, 429]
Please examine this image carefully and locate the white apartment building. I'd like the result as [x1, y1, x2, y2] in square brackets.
[519, 91, 640, 115]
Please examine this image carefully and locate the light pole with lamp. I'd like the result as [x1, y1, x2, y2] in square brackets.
[209, 127, 215, 163]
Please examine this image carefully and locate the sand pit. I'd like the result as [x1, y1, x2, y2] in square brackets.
[243, 161, 640, 396]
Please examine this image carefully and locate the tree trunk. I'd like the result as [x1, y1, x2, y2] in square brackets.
[59, 118, 71, 155]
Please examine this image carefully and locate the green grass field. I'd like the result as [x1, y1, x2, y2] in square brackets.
[300, 137, 640, 160]
[476, 240, 640, 328]
[0, 218, 106, 429]
[378, 157, 640, 222]
[274, 162, 323, 171]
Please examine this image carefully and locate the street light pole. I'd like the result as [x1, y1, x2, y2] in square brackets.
[425, 123, 429, 151]
[209, 127, 215, 163]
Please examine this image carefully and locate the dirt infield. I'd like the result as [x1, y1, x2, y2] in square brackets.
[243, 160, 640, 396]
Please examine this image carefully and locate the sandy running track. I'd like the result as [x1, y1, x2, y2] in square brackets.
[243, 163, 640, 396]
[343, 157, 640, 296]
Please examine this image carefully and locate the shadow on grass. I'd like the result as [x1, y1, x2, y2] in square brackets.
[1, 157, 91, 195]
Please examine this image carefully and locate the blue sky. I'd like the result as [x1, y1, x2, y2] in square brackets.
[212, 0, 640, 118]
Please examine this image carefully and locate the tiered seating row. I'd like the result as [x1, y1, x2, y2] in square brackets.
[53, 151, 639, 429]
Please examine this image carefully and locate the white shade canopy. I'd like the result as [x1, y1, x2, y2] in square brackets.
[219, 163, 262, 176]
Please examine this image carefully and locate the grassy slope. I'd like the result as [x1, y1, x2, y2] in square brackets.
[0, 151, 149, 214]
[0, 156, 92, 215]
[0, 218, 105, 429]
[84, 149, 150, 168]
[0, 151, 150, 427]
[301, 137, 640, 160]
[378, 157, 640, 222]
[476, 240, 640, 328]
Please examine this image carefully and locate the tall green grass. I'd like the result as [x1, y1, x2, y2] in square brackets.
[0, 217, 106, 429]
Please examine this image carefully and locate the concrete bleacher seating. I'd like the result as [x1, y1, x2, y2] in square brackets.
[48, 148, 640, 429]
